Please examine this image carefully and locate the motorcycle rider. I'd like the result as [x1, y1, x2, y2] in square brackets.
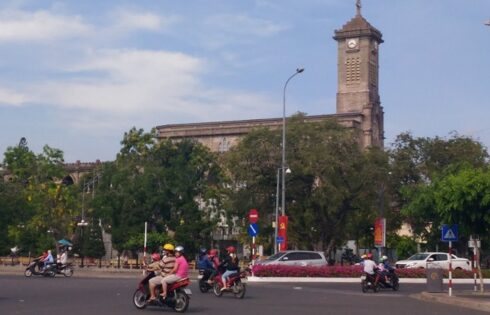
[42, 250, 54, 271]
[160, 245, 189, 299]
[147, 244, 176, 302]
[379, 255, 394, 283]
[56, 249, 68, 270]
[220, 246, 239, 291]
[145, 253, 162, 272]
[362, 253, 378, 283]
[207, 249, 220, 284]
[197, 248, 214, 283]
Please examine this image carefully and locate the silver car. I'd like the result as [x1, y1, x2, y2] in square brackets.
[255, 250, 328, 267]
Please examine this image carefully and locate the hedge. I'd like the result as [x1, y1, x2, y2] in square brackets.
[251, 264, 490, 278]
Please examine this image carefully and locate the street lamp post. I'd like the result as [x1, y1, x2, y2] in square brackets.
[274, 168, 280, 254]
[281, 68, 304, 216]
[279, 67, 303, 251]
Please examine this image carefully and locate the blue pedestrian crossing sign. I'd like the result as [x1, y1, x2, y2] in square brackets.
[248, 223, 259, 237]
[441, 224, 458, 242]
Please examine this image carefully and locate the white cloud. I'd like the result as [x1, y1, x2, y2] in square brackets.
[30, 49, 204, 113]
[111, 8, 178, 32]
[0, 9, 91, 42]
[205, 14, 287, 37]
[0, 87, 25, 106]
[23, 48, 273, 129]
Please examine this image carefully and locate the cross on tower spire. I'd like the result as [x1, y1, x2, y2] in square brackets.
[356, 0, 362, 16]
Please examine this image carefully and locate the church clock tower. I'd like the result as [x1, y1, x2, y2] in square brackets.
[333, 1, 384, 148]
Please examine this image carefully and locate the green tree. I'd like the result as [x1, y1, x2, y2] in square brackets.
[390, 132, 488, 247]
[224, 114, 386, 255]
[92, 127, 223, 258]
[2, 142, 77, 254]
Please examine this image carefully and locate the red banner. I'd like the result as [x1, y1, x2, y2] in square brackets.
[374, 217, 386, 247]
[278, 215, 288, 251]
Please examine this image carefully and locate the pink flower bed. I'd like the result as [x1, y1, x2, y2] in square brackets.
[251, 264, 475, 278]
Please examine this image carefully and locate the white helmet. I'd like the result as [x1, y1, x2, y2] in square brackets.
[175, 246, 184, 253]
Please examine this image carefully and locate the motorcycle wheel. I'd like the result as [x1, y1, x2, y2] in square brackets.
[361, 281, 367, 293]
[25, 269, 33, 277]
[199, 280, 210, 293]
[133, 289, 147, 309]
[391, 279, 399, 291]
[47, 270, 56, 278]
[63, 268, 74, 277]
[213, 282, 223, 297]
[233, 282, 246, 299]
[173, 291, 190, 313]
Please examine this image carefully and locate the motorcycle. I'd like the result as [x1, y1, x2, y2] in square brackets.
[198, 269, 214, 293]
[53, 263, 74, 277]
[133, 271, 192, 313]
[377, 269, 399, 291]
[24, 258, 56, 278]
[212, 269, 248, 299]
[361, 272, 380, 293]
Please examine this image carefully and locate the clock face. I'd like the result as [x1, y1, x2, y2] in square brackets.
[347, 39, 358, 49]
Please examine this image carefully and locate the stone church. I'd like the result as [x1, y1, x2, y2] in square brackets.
[156, 2, 384, 152]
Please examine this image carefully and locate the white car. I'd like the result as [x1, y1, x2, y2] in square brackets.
[395, 252, 471, 271]
[255, 250, 328, 267]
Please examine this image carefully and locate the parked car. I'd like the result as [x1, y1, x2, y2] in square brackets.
[255, 250, 328, 267]
[395, 252, 471, 271]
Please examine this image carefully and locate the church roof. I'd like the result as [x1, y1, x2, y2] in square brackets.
[333, 14, 383, 43]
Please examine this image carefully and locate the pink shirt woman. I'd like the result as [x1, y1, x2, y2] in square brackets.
[175, 255, 189, 279]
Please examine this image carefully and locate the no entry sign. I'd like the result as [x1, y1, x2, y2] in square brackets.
[248, 209, 259, 223]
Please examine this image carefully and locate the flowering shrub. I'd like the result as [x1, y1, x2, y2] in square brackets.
[251, 264, 479, 278]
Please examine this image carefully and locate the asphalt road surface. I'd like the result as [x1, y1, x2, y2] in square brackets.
[0, 275, 486, 315]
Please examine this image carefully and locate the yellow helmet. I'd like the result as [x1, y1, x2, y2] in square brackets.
[163, 243, 175, 251]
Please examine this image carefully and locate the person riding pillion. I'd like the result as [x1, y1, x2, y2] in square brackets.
[207, 249, 220, 284]
[160, 245, 189, 299]
[220, 246, 239, 291]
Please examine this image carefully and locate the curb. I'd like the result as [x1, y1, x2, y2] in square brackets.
[247, 276, 490, 284]
[413, 291, 490, 313]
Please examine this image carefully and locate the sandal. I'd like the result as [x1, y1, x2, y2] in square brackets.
[159, 294, 167, 299]
[147, 297, 156, 303]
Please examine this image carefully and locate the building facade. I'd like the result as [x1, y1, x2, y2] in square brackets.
[157, 4, 384, 151]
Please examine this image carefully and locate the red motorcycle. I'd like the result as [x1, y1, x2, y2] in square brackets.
[212, 269, 248, 299]
[133, 271, 192, 313]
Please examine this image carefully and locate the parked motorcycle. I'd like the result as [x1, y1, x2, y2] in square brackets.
[24, 258, 56, 278]
[361, 272, 380, 293]
[133, 271, 192, 313]
[212, 269, 247, 299]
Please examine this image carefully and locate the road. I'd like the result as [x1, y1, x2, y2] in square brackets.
[0, 275, 486, 315]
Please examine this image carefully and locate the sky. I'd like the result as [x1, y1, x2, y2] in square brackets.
[0, 0, 489, 163]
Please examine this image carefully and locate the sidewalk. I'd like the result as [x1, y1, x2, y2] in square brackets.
[414, 291, 490, 313]
[0, 264, 199, 279]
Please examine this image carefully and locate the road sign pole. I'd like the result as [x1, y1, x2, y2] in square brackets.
[474, 245, 477, 292]
[251, 236, 256, 277]
[449, 241, 453, 296]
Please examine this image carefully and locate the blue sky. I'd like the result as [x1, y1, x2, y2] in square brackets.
[0, 0, 489, 162]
